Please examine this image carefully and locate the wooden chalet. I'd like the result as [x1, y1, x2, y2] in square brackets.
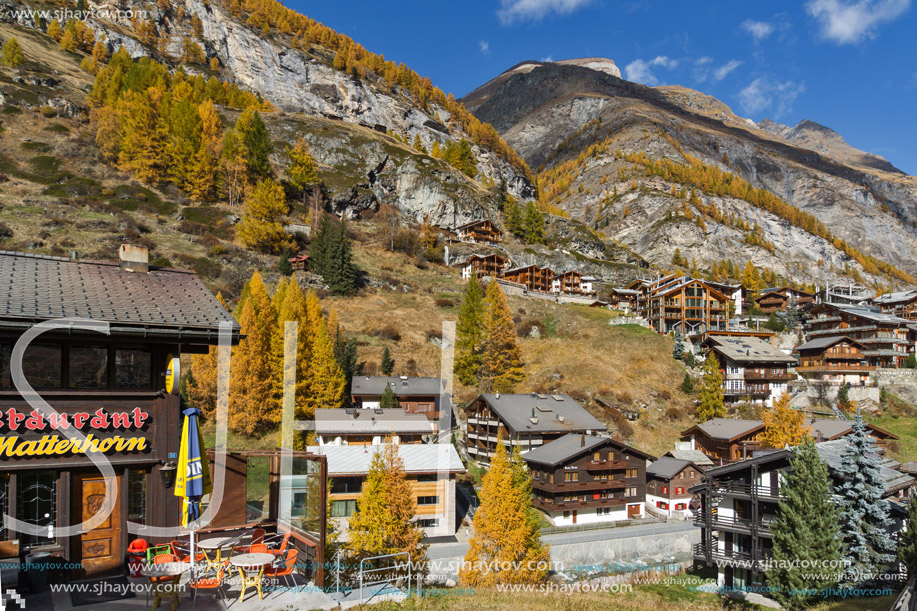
[465, 393, 607, 461]
[873, 290, 917, 321]
[455, 219, 502, 244]
[702, 335, 796, 408]
[288, 254, 310, 271]
[350, 376, 449, 434]
[794, 335, 874, 385]
[457, 253, 507, 280]
[524, 434, 651, 525]
[553, 270, 583, 295]
[753, 287, 815, 313]
[607, 288, 639, 313]
[806, 303, 910, 368]
[639, 276, 731, 336]
[645, 457, 704, 518]
[500, 264, 554, 293]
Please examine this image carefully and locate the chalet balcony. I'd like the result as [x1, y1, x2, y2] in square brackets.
[808, 325, 880, 336]
[532, 479, 626, 494]
[693, 543, 764, 566]
[533, 496, 627, 511]
[694, 513, 776, 533]
[724, 387, 770, 397]
[583, 459, 629, 470]
[711, 481, 784, 500]
[744, 371, 794, 381]
[796, 363, 875, 373]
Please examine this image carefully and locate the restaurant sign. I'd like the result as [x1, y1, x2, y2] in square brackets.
[0, 407, 150, 458]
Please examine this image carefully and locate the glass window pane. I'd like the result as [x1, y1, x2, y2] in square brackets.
[17, 471, 56, 546]
[115, 349, 151, 389]
[69, 345, 109, 389]
[23, 344, 62, 388]
[128, 469, 147, 525]
[0, 344, 9, 389]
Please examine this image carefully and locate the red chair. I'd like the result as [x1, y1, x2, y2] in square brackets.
[190, 559, 231, 609]
[264, 549, 298, 593]
[147, 554, 180, 608]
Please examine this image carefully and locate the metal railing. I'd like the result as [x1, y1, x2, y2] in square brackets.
[540, 516, 664, 535]
[359, 551, 411, 604]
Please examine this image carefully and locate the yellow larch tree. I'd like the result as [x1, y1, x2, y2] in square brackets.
[229, 271, 280, 435]
[459, 433, 549, 586]
[270, 277, 314, 447]
[481, 281, 525, 392]
[762, 393, 811, 448]
[237, 178, 292, 253]
[188, 292, 229, 419]
[306, 312, 346, 417]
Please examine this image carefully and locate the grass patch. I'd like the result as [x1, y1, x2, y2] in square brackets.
[21, 141, 51, 152]
[866, 412, 917, 463]
[43, 123, 70, 133]
[108, 184, 175, 215]
[1, 106, 22, 115]
[181, 206, 225, 225]
[43, 175, 103, 199]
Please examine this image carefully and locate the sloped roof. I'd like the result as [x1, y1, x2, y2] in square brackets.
[683, 418, 764, 441]
[873, 290, 917, 305]
[314, 409, 434, 435]
[306, 443, 465, 475]
[522, 433, 604, 466]
[0, 250, 239, 338]
[795, 336, 865, 352]
[351, 376, 445, 397]
[816, 439, 913, 495]
[705, 335, 797, 364]
[665, 449, 714, 466]
[647, 456, 692, 479]
[473, 393, 608, 435]
[813, 303, 909, 325]
[455, 219, 498, 231]
[807, 418, 897, 441]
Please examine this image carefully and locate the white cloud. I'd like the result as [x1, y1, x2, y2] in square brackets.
[712, 59, 743, 81]
[696, 56, 713, 65]
[739, 77, 806, 116]
[806, 0, 910, 44]
[541, 55, 555, 62]
[497, 0, 593, 25]
[479, 40, 490, 54]
[624, 55, 678, 85]
[741, 19, 776, 40]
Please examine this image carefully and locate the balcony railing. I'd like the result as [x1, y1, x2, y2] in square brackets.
[711, 481, 784, 500]
[694, 513, 776, 532]
[796, 364, 875, 373]
[532, 479, 626, 493]
[744, 371, 795, 381]
[533, 497, 627, 511]
[583, 460, 628, 470]
[693, 543, 766, 566]
[724, 387, 770, 396]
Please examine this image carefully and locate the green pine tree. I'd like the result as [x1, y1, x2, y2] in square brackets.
[332, 327, 359, 406]
[379, 384, 399, 409]
[381, 345, 394, 376]
[697, 352, 725, 422]
[672, 331, 685, 360]
[898, 495, 917, 579]
[522, 201, 546, 245]
[767, 438, 843, 609]
[455, 277, 486, 386]
[235, 108, 272, 181]
[681, 372, 694, 394]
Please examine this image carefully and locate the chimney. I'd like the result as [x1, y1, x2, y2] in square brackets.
[118, 244, 149, 272]
[580, 434, 585, 447]
[495, 392, 500, 399]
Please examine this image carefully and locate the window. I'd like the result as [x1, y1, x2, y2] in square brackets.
[563, 511, 569, 519]
[593, 452, 601, 461]
[676, 487, 685, 495]
[415, 473, 438, 483]
[18, 471, 56, 546]
[661, 486, 668, 494]
[23, 344, 62, 388]
[115, 349, 151, 388]
[625, 487, 637, 497]
[69, 345, 109, 389]
[675, 503, 686, 510]
[417, 496, 439, 506]
[418, 519, 439, 528]
[330, 500, 357, 517]
[689, 471, 695, 478]
[564, 472, 578, 482]
[127, 469, 147, 525]
[625, 469, 638, 478]
[330, 477, 363, 494]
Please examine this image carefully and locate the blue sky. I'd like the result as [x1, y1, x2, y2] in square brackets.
[293, 0, 916, 175]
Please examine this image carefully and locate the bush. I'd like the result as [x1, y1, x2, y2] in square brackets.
[665, 407, 681, 421]
[372, 324, 401, 342]
[607, 409, 635, 439]
[193, 257, 222, 279]
[906, 354, 917, 369]
[434, 297, 454, 308]
[425, 329, 441, 342]
[0, 222, 12, 239]
[517, 318, 545, 337]
[39, 106, 57, 118]
[178, 220, 207, 235]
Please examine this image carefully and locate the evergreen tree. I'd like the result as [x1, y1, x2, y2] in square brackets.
[522, 201, 546, 245]
[229, 272, 279, 435]
[237, 178, 291, 254]
[898, 495, 917, 579]
[347, 441, 427, 564]
[285, 137, 320, 206]
[836, 383, 852, 413]
[116, 89, 166, 183]
[379, 385, 398, 409]
[277, 247, 293, 276]
[835, 410, 896, 586]
[459, 433, 549, 586]
[761, 393, 810, 448]
[784, 296, 801, 329]
[332, 327, 359, 405]
[442, 139, 477, 178]
[310, 218, 357, 296]
[697, 352, 725, 422]
[681, 372, 694, 394]
[767, 438, 843, 609]
[455, 277, 486, 386]
[672, 248, 683, 266]
[672, 331, 684, 360]
[235, 107, 272, 180]
[307, 313, 346, 416]
[906, 354, 917, 369]
[764, 312, 786, 332]
[0, 37, 24, 68]
[481, 281, 525, 392]
[503, 196, 523, 237]
[381, 345, 394, 376]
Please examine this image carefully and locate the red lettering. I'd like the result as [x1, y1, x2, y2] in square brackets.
[47, 413, 69, 430]
[111, 412, 130, 429]
[89, 408, 109, 429]
[6, 409, 25, 431]
[24, 410, 45, 431]
[72, 412, 90, 429]
[131, 407, 149, 429]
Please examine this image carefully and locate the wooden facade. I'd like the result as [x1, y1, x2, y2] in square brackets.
[874, 291, 917, 321]
[500, 265, 554, 293]
[681, 420, 765, 462]
[459, 253, 507, 280]
[795, 336, 874, 384]
[646, 460, 704, 516]
[753, 287, 815, 313]
[806, 303, 910, 368]
[524, 435, 650, 525]
[455, 219, 503, 244]
[637, 277, 730, 336]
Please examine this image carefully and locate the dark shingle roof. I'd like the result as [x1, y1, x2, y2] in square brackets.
[647, 456, 692, 479]
[795, 336, 863, 351]
[475, 393, 608, 435]
[816, 439, 914, 495]
[314, 408, 434, 435]
[686, 418, 764, 441]
[705, 336, 797, 364]
[0, 251, 238, 337]
[522, 433, 605, 466]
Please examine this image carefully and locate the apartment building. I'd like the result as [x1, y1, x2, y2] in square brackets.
[630, 275, 731, 336]
[702, 335, 796, 408]
[806, 303, 911, 368]
[794, 335, 874, 385]
[313, 408, 434, 446]
[645, 457, 705, 518]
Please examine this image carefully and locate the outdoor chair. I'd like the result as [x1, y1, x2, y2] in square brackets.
[264, 549, 298, 595]
[246, 543, 269, 554]
[264, 532, 291, 554]
[145, 544, 173, 563]
[190, 559, 232, 609]
[147, 553, 180, 608]
[170, 540, 206, 566]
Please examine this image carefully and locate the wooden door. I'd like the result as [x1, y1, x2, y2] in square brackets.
[572, 510, 577, 524]
[627, 504, 640, 518]
[73, 473, 122, 576]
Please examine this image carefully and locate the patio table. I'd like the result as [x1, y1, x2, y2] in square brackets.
[229, 552, 275, 602]
[197, 536, 237, 573]
[141, 562, 190, 611]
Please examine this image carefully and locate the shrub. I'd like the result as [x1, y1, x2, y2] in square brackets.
[434, 297, 454, 308]
[192, 257, 222, 279]
[0, 222, 12, 239]
[607, 409, 634, 438]
[665, 406, 681, 421]
[425, 329, 441, 342]
[39, 106, 57, 118]
[178, 220, 207, 235]
[372, 324, 401, 342]
[517, 318, 545, 337]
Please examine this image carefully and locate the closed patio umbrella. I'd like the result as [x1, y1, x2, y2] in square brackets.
[174, 407, 212, 588]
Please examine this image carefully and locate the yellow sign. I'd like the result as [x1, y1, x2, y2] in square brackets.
[165, 354, 179, 395]
[0, 434, 148, 457]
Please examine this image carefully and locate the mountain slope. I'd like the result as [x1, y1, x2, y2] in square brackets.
[462, 60, 917, 289]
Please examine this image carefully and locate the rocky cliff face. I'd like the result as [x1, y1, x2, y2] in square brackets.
[463, 60, 917, 288]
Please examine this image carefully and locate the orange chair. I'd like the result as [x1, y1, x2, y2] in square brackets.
[265, 533, 291, 554]
[264, 549, 298, 593]
[189, 559, 231, 608]
[247, 543, 269, 554]
[170, 540, 206, 565]
[241, 528, 267, 553]
[149, 554, 181, 611]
